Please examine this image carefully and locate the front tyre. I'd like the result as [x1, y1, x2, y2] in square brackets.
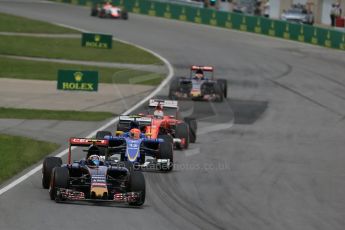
[49, 167, 69, 201]
[184, 117, 197, 143]
[128, 171, 145, 206]
[175, 123, 189, 149]
[158, 139, 173, 172]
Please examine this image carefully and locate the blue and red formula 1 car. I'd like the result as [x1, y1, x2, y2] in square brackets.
[100, 123, 174, 172]
[42, 138, 145, 206]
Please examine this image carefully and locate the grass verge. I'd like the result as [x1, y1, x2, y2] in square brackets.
[0, 36, 162, 65]
[0, 57, 164, 85]
[0, 12, 78, 34]
[0, 108, 115, 121]
[0, 134, 60, 184]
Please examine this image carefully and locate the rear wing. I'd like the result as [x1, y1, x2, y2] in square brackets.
[118, 115, 152, 132]
[190, 65, 214, 79]
[68, 138, 109, 164]
[148, 99, 178, 108]
[119, 115, 152, 124]
[191, 65, 214, 72]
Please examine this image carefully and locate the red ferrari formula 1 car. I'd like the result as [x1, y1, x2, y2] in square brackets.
[116, 99, 197, 150]
[91, 1, 128, 20]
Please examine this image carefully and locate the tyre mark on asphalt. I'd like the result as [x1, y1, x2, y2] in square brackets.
[81, 89, 153, 111]
[267, 78, 343, 117]
[147, 172, 238, 230]
[145, 175, 196, 230]
[271, 63, 293, 81]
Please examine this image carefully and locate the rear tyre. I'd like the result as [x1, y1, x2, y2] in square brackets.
[116, 123, 129, 132]
[184, 117, 197, 143]
[175, 123, 189, 149]
[128, 171, 145, 206]
[168, 78, 180, 100]
[42, 157, 62, 189]
[121, 10, 128, 20]
[96, 130, 112, 139]
[91, 8, 98, 16]
[217, 79, 228, 98]
[98, 9, 106, 18]
[214, 83, 224, 102]
[158, 138, 173, 172]
[49, 167, 69, 201]
[158, 134, 173, 145]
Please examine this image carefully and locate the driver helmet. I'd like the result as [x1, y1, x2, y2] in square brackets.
[154, 104, 164, 118]
[87, 145, 100, 158]
[104, 1, 112, 8]
[87, 154, 100, 167]
[129, 120, 140, 129]
[195, 69, 204, 79]
[129, 128, 141, 139]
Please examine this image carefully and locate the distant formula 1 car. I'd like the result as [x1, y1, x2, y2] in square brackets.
[42, 138, 145, 206]
[115, 99, 198, 149]
[91, 1, 128, 20]
[169, 65, 227, 102]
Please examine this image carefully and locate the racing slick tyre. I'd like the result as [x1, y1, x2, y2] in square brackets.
[91, 8, 98, 16]
[158, 139, 173, 172]
[184, 117, 197, 143]
[122, 161, 134, 172]
[128, 171, 145, 206]
[175, 123, 189, 150]
[116, 123, 129, 132]
[96, 130, 112, 139]
[42, 157, 62, 189]
[98, 9, 106, 18]
[121, 10, 128, 20]
[49, 167, 69, 201]
[214, 83, 224, 102]
[217, 79, 228, 98]
[158, 134, 173, 145]
[168, 78, 180, 100]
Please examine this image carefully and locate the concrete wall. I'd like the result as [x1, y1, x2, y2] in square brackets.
[321, 0, 333, 25]
[270, 0, 282, 18]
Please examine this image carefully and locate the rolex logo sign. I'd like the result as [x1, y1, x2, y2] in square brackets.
[94, 35, 101, 42]
[74, 72, 83, 82]
[57, 70, 98, 92]
[82, 33, 112, 49]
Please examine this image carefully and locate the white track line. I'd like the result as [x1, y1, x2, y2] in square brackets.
[0, 24, 174, 196]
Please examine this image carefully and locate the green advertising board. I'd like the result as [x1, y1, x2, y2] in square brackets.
[81, 33, 112, 49]
[57, 70, 99, 91]
[51, 0, 345, 51]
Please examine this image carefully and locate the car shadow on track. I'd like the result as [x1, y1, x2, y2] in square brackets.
[178, 98, 268, 125]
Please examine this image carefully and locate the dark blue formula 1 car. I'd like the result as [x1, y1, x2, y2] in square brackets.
[42, 138, 145, 206]
[169, 65, 228, 102]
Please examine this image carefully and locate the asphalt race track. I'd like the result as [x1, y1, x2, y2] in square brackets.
[1, 1, 345, 229]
